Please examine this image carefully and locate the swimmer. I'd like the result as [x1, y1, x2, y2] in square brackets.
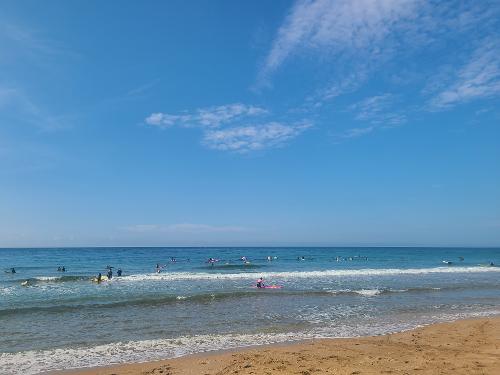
[96, 273, 102, 283]
[117, 268, 122, 277]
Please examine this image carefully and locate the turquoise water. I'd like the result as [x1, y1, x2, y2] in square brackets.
[1, 247, 499, 374]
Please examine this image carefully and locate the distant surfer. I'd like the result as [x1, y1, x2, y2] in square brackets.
[156, 263, 161, 273]
[11, 267, 16, 274]
[107, 269, 113, 280]
[207, 258, 217, 266]
[117, 268, 122, 276]
[96, 273, 102, 284]
[61, 266, 66, 272]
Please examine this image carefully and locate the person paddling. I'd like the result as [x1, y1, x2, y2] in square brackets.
[256, 277, 265, 288]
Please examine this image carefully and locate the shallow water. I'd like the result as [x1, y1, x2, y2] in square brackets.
[1, 247, 499, 374]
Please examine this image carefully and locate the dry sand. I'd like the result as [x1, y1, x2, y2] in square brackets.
[60, 317, 500, 375]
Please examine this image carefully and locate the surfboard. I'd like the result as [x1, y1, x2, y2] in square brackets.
[253, 285, 283, 289]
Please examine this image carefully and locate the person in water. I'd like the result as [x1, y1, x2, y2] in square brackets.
[117, 268, 122, 276]
[61, 266, 66, 272]
[96, 273, 102, 283]
[11, 268, 16, 274]
[57, 266, 61, 271]
[256, 277, 264, 288]
[156, 263, 161, 273]
[107, 269, 113, 280]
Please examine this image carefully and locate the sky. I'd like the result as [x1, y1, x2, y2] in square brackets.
[0, 0, 499, 247]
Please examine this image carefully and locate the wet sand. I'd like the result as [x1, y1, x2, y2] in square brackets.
[59, 317, 500, 375]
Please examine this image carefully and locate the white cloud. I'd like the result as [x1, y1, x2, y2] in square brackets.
[203, 121, 312, 152]
[123, 223, 248, 233]
[145, 103, 311, 152]
[430, 39, 500, 109]
[261, 0, 420, 78]
[145, 103, 267, 129]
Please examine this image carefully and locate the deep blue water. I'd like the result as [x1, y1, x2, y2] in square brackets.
[1, 247, 499, 374]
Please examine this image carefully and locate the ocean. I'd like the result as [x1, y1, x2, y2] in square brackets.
[1, 247, 499, 374]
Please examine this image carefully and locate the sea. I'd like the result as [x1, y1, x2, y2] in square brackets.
[1, 247, 499, 374]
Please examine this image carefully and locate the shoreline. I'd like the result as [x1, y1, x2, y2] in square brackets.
[51, 316, 500, 375]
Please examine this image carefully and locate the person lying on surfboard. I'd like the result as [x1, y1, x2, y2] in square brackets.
[256, 277, 265, 288]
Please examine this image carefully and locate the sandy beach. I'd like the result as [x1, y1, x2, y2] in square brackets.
[58, 317, 500, 375]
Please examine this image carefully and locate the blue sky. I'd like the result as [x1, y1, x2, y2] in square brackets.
[1, 0, 499, 247]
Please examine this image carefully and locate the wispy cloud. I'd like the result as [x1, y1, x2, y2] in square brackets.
[203, 121, 312, 152]
[145, 103, 311, 152]
[145, 103, 268, 129]
[260, 0, 420, 81]
[348, 94, 406, 126]
[123, 223, 249, 234]
[430, 39, 500, 109]
[334, 126, 375, 140]
[331, 94, 406, 141]
[0, 20, 74, 65]
[0, 86, 70, 131]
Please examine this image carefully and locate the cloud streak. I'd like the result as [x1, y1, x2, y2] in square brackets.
[145, 103, 311, 152]
[430, 39, 500, 109]
[261, 0, 420, 79]
[349, 94, 406, 126]
[203, 121, 312, 152]
[145, 103, 267, 129]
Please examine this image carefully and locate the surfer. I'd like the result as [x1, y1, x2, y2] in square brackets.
[156, 263, 161, 273]
[10, 268, 16, 274]
[107, 269, 113, 280]
[117, 268, 122, 276]
[96, 273, 102, 284]
[61, 266, 66, 272]
[256, 277, 264, 288]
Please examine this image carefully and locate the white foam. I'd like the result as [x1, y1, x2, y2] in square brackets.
[118, 266, 500, 282]
[34, 276, 59, 281]
[2, 309, 499, 375]
[355, 289, 381, 297]
[0, 331, 311, 375]
[326, 288, 382, 296]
